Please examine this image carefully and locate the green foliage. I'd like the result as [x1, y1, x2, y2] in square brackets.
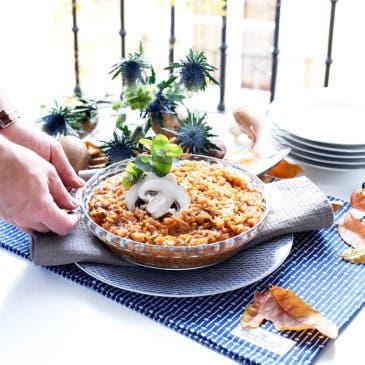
[123, 84, 157, 110]
[71, 93, 98, 123]
[122, 134, 183, 188]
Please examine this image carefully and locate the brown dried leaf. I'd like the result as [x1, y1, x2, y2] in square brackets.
[351, 188, 365, 212]
[89, 156, 108, 166]
[87, 145, 102, 157]
[240, 286, 338, 339]
[338, 189, 365, 250]
[266, 159, 303, 179]
[342, 248, 365, 264]
[331, 200, 343, 212]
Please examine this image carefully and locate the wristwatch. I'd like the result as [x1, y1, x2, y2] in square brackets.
[0, 108, 17, 128]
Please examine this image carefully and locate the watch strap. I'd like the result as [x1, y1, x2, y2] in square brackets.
[0, 108, 17, 128]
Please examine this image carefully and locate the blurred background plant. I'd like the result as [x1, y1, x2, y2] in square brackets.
[38, 93, 99, 138]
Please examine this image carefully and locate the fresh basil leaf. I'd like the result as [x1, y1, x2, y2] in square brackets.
[140, 155, 150, 163]
[122, 173, 134, 188]
[164, 143, 183, 157]
[126, 162, 142, 177]
[153, 146, 167, 158]
[152, 155, 172, 176]
[138, 138, 153, 148]
[153, 134, 170, 146]
[135, 155, 152, 172]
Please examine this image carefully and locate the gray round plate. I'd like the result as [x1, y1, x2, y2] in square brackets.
[76, 234, 293, 297]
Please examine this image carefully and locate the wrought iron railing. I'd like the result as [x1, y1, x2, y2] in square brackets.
[71, 0, 338, 110]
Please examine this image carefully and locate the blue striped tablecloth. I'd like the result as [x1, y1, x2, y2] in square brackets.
[0, 199, 364, 365]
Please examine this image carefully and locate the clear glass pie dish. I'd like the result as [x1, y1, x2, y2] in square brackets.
[78, 154, 270, 270]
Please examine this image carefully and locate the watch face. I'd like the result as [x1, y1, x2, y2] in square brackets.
[0, 109, 16, 128]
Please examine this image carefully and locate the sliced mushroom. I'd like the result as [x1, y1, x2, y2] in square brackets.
[125, 172, 189, 219]
[125, 172, 158, 211]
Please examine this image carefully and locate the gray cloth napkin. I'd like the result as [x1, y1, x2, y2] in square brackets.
[30, 176, 334, 266]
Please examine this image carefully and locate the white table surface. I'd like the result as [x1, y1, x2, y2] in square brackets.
[1, 113, 364, 365]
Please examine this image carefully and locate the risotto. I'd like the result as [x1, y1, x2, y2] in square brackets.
[88, 160, 265, 247]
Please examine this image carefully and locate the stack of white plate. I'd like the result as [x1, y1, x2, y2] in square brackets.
[267, 89, 365, 171]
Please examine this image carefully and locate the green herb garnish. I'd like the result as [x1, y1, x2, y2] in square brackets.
[122, 134, 183, 188]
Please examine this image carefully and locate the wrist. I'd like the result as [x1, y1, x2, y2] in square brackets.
[0, 134, 13, 168]
[0, 95, 21, 140]
[0, 117, 23, 141]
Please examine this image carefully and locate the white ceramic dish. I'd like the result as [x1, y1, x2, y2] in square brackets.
[271, 124, 365, 153]
[268, 88, 365, 146]
[271, 134, 365, 163]
[286, 150, 365, 170]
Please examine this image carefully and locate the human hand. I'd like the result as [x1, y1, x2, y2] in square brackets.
[0, 137, 79, 235]
[1, 122, 84, 190]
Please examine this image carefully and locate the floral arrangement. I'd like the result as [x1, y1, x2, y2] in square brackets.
[106, 43, 223, 164]
[38, 44, 226, 171]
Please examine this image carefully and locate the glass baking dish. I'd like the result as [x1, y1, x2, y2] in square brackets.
[78, 155, 270, 270]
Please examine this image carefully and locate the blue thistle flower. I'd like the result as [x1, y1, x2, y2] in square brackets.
[180, 63, 206, 92]
[172, 111, 219, 155]
[165, 49, 219, 92]
[38, 104, 80, 137]
[101, 126, 143, 165]
[120, 59, 144, 85]
[110, 43, 149, 86]
[145, 85, 185, 121]
[146, 91, 169, 115]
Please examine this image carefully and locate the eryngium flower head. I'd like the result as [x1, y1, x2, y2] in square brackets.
[110, 44, 149, 86]
[38, 105, 80, 137]
[165, 49, 219, 92]
[101, 131, 137, 165]
[120, 59, 144, 86]
[173, 111, 219, 155]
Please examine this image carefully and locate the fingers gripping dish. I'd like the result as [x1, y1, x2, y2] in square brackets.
[82, 153, 269, 269]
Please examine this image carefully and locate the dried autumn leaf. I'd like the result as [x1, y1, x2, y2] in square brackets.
[350, 188, 365, 219]
[240, 286, 338, 339]
[351, 188, 365, 210]
[266, 159, 303, 179]
[342, 248, 365, 264]
[331, 200, 343, 212]
[338, 189, 365, 250]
